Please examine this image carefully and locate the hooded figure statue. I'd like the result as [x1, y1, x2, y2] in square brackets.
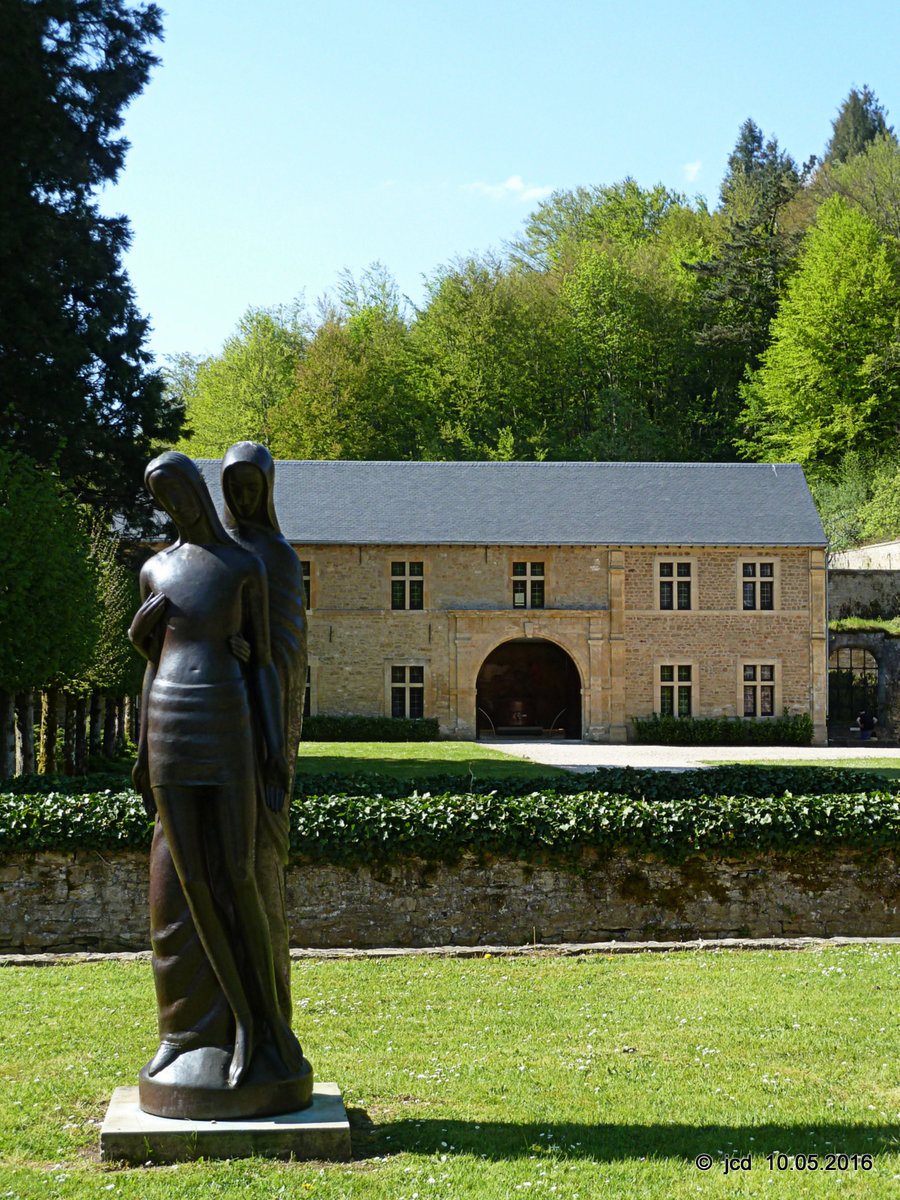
[129, 450, 311, 1120]
[221, 441, 308, 1023]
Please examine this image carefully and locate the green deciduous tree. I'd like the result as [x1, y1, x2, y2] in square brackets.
[739, 196, 900, 471]
[174, 302, 308, 456]
[413, 256, 568, 461]
[0, 0, 184, 524]
[827, 135, 900, 242]
[509, 179, 688, 270]
[279, 267, 426, 459]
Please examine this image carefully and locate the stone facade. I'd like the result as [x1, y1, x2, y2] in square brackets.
[296, 543, 828, 743]
[2, 848, 897, 953]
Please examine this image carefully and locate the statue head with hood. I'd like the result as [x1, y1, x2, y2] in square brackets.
[220, 441, 281, 535]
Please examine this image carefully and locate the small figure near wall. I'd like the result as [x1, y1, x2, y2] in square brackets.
[857, 710, 878, 741]
[129, 451, 312, 1120]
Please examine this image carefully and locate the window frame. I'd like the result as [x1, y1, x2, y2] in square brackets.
[737, 557, 780, 612]
[390, 560, 425, 611]
[510, 559, 546, 609]
[298, 558, 313, 610]
[653, 657, 697, 718]
[654, 556, 696, 612]
[384, 660, 429, 720]
[738, 658, 781, 718]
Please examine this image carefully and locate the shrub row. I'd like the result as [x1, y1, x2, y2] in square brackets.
[632, 710, 814, 746]
[1, 764, 898, 865]
[296, 763, 892, 801]
[300, 715, 440, 742]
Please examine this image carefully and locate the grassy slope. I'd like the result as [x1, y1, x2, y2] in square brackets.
[1, 948, 899, 1197]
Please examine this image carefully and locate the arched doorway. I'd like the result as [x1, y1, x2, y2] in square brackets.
[476, 639, 582, 739]
[828, 645, 879, 722]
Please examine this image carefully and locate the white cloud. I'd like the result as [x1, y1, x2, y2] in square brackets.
[464, 174, 554, 203]
[683, 160, 702, 184]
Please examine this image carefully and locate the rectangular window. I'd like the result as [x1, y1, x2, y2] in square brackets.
[659, 663, 692, 717]
[391, 561, 424, 610]
[741, 560, 776, 610]
[743, 663, 776, 716]
[658, 560, 692, 610]
[391, 664, 424, 719]
[299, 560, 311, 608]
[512, 561, 545, 609]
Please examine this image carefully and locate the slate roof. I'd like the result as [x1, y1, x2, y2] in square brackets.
[195, 460, 826, 548]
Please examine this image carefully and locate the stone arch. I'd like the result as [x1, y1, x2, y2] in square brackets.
[475, 638, 582, 739]
[827, 630, 899, 736]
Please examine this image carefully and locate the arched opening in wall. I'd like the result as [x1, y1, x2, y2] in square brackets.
[828, 646, 878, 721]
[476, 639, 581, 739]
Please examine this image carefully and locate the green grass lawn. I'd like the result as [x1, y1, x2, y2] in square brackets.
[2, 947, 899, 1197]
[713, 758, 900, 782]
[294, 740, 568, 782]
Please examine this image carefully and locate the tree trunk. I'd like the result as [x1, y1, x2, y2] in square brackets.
[15, 691, 35, 775]
[0, 689, 15, 780]
[128, 694, 139, 744]
[103, 696, 117, 758]
[38, 687, 58, 775]
[116, 696, 127, 754]
[89, 692, 103, 759]
[74, 695, 88, 775]
[63, 692, 77, 776]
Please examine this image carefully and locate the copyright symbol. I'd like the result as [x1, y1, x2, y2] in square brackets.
[695, 1154, 713, 1171]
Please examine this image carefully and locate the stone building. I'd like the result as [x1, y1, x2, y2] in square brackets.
[198, 460, 828, 744]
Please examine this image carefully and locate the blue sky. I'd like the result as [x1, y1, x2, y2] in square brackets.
[99, 0, 900, 362]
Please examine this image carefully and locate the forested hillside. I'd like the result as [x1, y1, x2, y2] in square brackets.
[170, 88, 900, 551]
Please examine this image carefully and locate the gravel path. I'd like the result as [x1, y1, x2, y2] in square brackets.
[480, 738, 899, 772]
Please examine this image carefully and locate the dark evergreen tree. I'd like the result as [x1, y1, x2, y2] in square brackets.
[0, 1, 184, 527]
[825, 87, 894, 165]
[683, 120, 804, 448]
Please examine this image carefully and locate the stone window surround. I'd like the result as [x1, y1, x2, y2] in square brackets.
[384, 658, 430, 719]
[738, 656, 781, 718]
[653, 656, 697, 717]
[737, 555, 781, 612]
[654, 555, 696, 612]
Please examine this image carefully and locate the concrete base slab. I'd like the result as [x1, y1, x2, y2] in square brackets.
[100, 1082, 351, 1164]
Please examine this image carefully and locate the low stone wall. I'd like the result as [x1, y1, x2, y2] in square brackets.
[2, 848, 899, 953]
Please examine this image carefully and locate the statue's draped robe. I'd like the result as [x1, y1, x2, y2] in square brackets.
[223, 441, 308, 1021]
[147, 446, 307, 1049]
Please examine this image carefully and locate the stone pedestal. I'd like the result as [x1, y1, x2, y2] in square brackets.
[100, 1082, 351, 1164]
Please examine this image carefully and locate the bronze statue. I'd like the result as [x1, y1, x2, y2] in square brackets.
[221, 441, 308, 1023]
[129, 451, 312, 1120]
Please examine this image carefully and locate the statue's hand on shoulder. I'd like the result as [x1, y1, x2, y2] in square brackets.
[263, 750, 290, 812]
[129, 591, 167, 661]
[228, 634, 251, 664]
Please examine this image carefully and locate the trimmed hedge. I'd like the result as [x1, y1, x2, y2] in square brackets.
[300, 715, 440, 742]
[1, 763, 899, 865]
[293, 763, 891, 802]
[632, 710, 814, 746]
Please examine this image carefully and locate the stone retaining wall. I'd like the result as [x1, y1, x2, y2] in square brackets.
[829, 569, 900, 619]
[2, 848, 899, 953]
